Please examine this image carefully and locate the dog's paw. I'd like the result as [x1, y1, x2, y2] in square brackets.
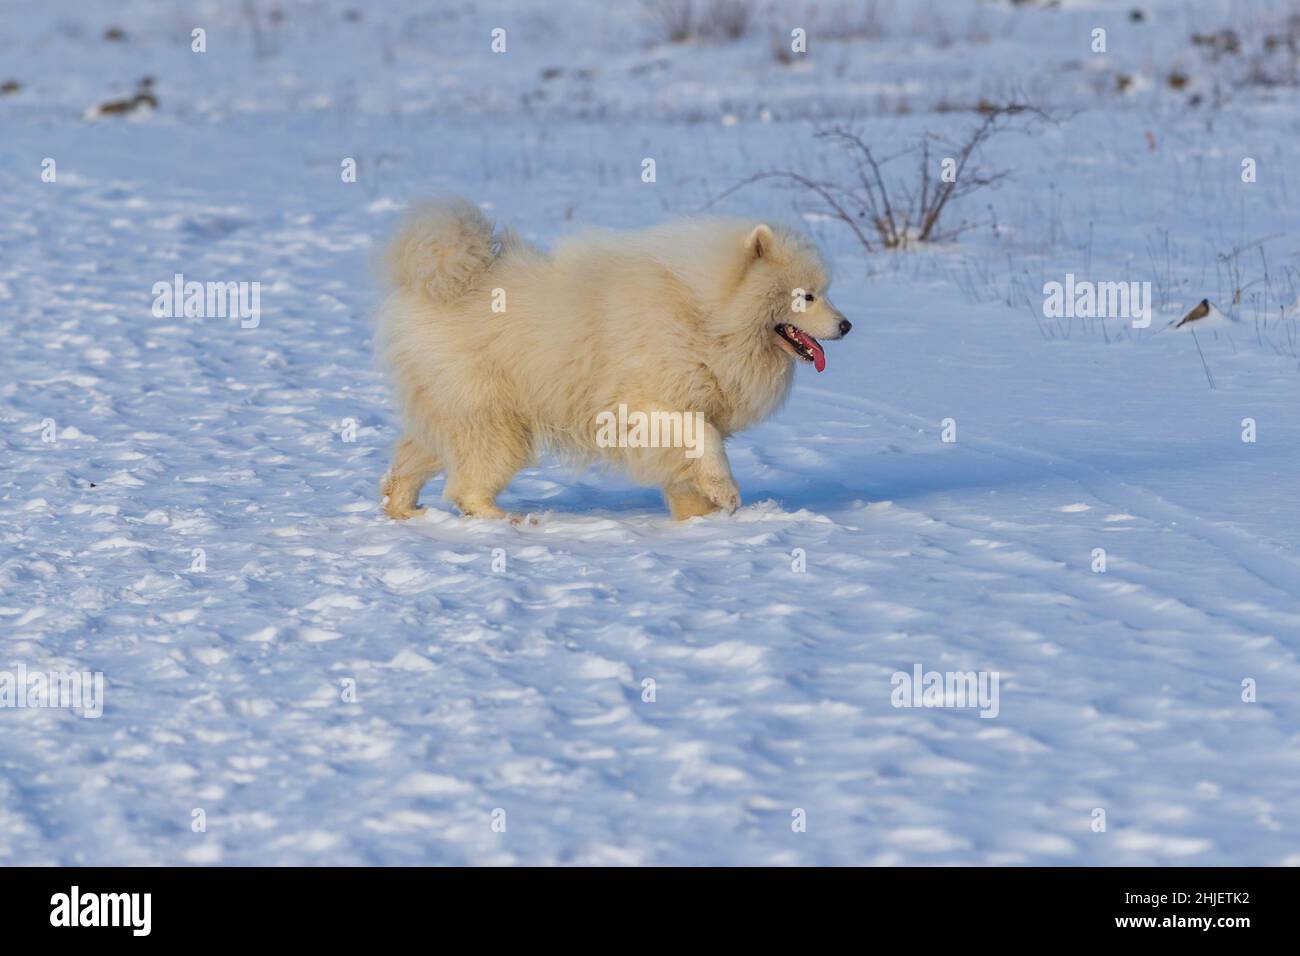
[455, 498, 508, 520]
[383, 501, 427, 520]
[700, 476, 741, 515]
[381, 472, 429, 519]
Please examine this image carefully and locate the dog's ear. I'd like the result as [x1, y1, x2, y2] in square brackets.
[745, 224, 776, 260]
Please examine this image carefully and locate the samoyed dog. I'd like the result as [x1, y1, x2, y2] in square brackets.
[376, 198, 852, 521]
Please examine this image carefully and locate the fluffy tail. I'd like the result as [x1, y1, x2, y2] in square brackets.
[383, 197, 497, 303]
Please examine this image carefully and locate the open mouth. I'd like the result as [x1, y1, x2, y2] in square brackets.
[774, 323, 826, 372]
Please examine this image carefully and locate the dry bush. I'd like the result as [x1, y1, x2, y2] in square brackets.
[711, 105, 1049, 252]
[1187, 11, 1300, 90]
[645, 0, 751, 45]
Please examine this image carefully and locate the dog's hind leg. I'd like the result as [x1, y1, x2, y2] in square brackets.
[381, 435, 442, 519]
[442, 418, 531, 520]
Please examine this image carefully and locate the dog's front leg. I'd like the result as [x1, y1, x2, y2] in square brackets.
[664, 483, 720, 520]
[671, 420, 740, 518]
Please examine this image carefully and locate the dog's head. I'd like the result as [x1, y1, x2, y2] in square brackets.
[738, 224, 851, 373]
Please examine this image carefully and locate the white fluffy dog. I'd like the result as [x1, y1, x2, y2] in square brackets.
[376, 198, 851, 521]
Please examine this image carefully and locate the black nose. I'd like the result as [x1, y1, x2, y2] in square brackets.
[839, 319, 852, 336]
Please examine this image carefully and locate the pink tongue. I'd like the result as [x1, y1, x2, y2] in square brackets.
[789, 328, 826, 372]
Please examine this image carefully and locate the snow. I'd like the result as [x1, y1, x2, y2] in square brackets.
[2, 0, 1300, 865]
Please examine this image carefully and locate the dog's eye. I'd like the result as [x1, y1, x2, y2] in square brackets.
[804, 293, 816, 303]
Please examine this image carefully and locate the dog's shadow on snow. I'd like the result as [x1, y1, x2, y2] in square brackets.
[743, 451, 1037, 513]
[747, 438, 1278, 514]
[469, 473, 665, 518]
[481, 432, 1286, 520]
[490, 451, 1038, 519]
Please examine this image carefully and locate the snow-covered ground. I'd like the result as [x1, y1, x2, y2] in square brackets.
[2, 0, 1299, 865]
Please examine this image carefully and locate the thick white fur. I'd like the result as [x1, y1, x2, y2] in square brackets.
[376, 197, 849, 520]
